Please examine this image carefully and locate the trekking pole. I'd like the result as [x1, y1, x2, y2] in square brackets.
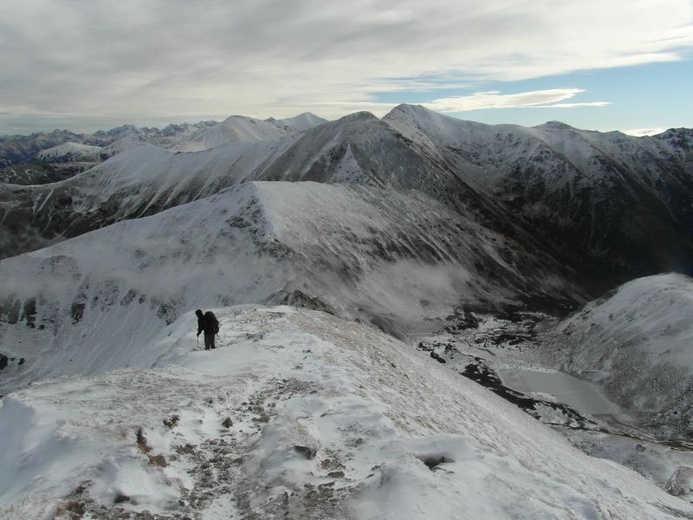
[197, 336, 199, 350]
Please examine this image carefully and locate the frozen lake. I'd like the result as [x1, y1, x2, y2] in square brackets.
[498, 368, 618, 415]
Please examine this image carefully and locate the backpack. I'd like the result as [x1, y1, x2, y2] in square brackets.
[204, 311, 219, 334]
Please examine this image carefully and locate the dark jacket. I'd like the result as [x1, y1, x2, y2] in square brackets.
[198, 315, 213, 335]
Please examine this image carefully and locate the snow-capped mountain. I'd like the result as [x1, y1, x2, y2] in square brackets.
[1, 106, 693, 517]
[0, 129, 87, 167]
[0, 114, 328, 259]
[0, 142, 107, 186]
[383, 105, 693, 286]
[0, 114, 327, 180]
[35, 142, 105, 163]
[170, 113, 328, 152]
[403, 272, 693, 501]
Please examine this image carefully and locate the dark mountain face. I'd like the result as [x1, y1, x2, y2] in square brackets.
[259, 106, 693, 294]
[383, 106, 693, 290]
[1, 106, 691, 303]
[0, 162, 90, 185]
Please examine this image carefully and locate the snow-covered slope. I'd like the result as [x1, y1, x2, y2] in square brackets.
[539, 273, 693, 438]
[1, 306, 691, 519]
[0, 138, 291, 259]
[0, 183, 287, 393]
[2, 109, 693, 517]
[0, 115, 329, 260]
[0, 180, 581, 397]
[170, 113, 327, 152]
[268, 112, 328, 133]
[258, 111, 473, 201]
[35, 142, 104, 163]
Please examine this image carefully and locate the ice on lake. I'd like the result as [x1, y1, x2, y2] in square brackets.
[498, 368, 618, 415]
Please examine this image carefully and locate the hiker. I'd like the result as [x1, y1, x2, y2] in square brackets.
[195, 309, 219, 350]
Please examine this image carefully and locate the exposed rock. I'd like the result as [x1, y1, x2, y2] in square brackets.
[294, 445, 317, 460]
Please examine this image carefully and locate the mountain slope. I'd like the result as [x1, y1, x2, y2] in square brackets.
[1, 306, 691, 519]
[0, 115, 330, 261]
[257, 111, 497, 221]
[35, 142, 104, 163]
[383, 105, 693, 287]
[3, 109, 693, 517]
[0, 180, 584, 397]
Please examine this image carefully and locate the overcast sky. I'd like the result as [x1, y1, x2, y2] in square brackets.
[2, 0, 692, 135]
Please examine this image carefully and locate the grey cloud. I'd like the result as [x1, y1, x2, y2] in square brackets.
[1, 0, 691, 133]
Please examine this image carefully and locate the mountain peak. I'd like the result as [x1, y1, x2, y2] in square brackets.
[269, 112, 328, 133]
[386, 103, 437, 119]
[335, 111, 379, 124]
[535, 120, 576, 131]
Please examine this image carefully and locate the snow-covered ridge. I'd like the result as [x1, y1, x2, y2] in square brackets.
[384, 104, 692, 194]
[383, 105, 693, 282]
[268, 112, 328, 133]
[35, 142, 104, 162]
[169, 113, 327, 152]
[1, 306, 690, 519]
[0, 113, 328, 169]
[0, 182, 285, 393]
[0, 114, 331, 259]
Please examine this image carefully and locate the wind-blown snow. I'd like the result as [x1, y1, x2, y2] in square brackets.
[1, 306, 690, 519]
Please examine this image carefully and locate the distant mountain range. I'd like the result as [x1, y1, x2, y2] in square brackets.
[0, 114, 328, 167]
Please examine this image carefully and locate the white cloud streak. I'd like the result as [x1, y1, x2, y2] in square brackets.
[0, 0, 691, 131]
[624, 128, 667, 137]
[423, 89, 612, 112]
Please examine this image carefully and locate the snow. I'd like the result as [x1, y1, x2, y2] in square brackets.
[268, 113, 329, 134]
[1, 306, 691, 519]
[42, 138, 295, 229]
[35, 142, 103, 162]
[169, 113, 327, 152]
[383, 103, 691, 203]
